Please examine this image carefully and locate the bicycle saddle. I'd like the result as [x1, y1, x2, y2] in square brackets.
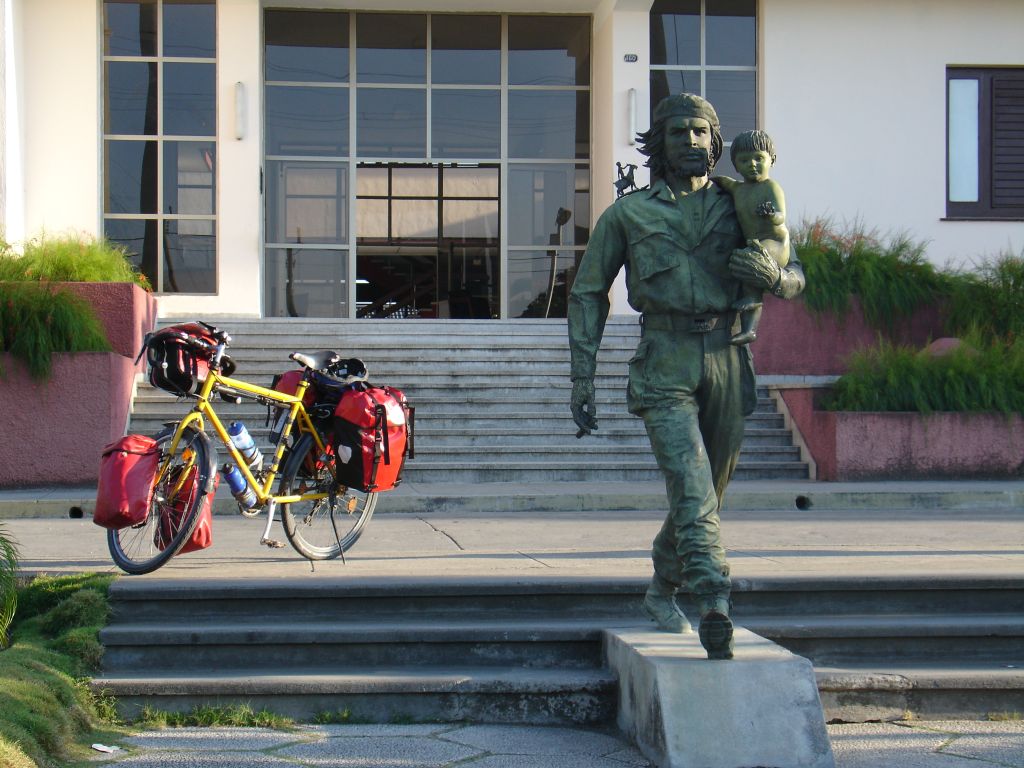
[290, 350, 340, 371]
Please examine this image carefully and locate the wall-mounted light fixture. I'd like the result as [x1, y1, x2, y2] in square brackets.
[628, 88, 637, 145]
[234, 82, 246, 140]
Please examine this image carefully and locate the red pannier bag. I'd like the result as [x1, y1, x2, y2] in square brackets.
[333, 386, 413, 493]
[94, 435, 160, 529]
[154, 465, 218, 554]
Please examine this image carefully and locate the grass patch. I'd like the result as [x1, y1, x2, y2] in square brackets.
[0, 233, 149, 289]
[0, 573, 125, 768]
[945, 251, 1024, 342]
[822, 333, 1024, 414]
[987, 711, 1022, 721]
[0, 283, 112, 380]
[135, 703, 295, 730]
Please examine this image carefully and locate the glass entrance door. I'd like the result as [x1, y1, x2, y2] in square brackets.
[356, 164, 499, 318]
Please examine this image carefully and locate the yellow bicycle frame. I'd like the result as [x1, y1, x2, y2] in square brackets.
[162, 367, 332, 507]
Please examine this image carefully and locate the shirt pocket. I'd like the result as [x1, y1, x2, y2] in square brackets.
[629, 220, 678, 281]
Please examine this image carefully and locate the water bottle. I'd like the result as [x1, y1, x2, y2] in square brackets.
[222, 464, 258, 510]
[228, 421, 263, 469]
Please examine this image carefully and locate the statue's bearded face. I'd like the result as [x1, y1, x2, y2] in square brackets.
[663, 116, 713, 179]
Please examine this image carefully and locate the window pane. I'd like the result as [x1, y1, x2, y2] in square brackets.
[164, 62, 216, 136]
[508, 91, 589, 159]
[509, 16, 590, 86]
[650, 0, 700, 66]
[105, 61, 157, 135]
[392, 167, 437, 197]
[265, 10, 349, 83]
[356, 166, 389, 196]
[392, 199, 437, 238]
[443, 199, 498, 239]
[164, 141, 215, 215]
[266, 161, 348, 244]
[266, 86, 348, 156]
[948, 78, 980, 203]
[431, 15, 500, 85]
[357, 88, 426, 157]
[357, 199, 389, 238]
[105, 218, 159, 287]
[104, 0, 157, 56]
[163, 0, 215, 58]
[163, 219, 216, 293]
[650, 70, 697, 115]
[508, 164, 589, 246]
[356, 13, 426, 84]
[264, 247, 348, 318]
[508, 249, 581, 318]
[105, 140, 158, 214]
[443, 166, 499, 198]
[706, 0, 755, 67]
[432, 90, 500, 158]
[705, 70, 755, 141]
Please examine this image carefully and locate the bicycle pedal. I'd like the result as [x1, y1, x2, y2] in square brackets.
[260, 538, 286, 549]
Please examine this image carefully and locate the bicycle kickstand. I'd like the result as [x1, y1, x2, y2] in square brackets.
[260, 500, 286, 549]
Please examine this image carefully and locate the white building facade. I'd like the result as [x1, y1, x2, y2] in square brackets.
[2, 0, 1021, 319]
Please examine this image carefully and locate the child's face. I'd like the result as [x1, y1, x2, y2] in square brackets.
[734, 149, 772, 182]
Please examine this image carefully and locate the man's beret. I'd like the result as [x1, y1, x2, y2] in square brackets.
[652, 93, 720, 130]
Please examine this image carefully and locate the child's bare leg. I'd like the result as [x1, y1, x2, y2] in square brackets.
[731, 286, 763, 345]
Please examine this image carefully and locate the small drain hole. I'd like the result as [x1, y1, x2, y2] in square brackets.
[68, 506, 84, 519]
[794, 495, 812, 511]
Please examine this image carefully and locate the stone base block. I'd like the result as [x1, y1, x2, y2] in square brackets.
[605, 626, 835, 768]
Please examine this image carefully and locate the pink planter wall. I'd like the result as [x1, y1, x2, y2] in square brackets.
[755, 296, 946, 376]
[0, 352, 136, 487]
[61, 282, 157, 373]
[779, 389, 1024, 480]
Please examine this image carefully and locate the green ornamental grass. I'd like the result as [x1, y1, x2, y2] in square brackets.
[0, 233, 149, 289]
[0, 283, 112, 380]
[823, 333, 1024, 414]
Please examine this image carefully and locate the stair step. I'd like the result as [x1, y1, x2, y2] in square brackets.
[93, 667, 618, 724]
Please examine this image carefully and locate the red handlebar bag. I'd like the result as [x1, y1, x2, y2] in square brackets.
[94, 435, 160, 529]
[333, 386, 413, 493]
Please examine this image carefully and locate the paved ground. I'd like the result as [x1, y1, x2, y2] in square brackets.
[5, 479, 1024, 767]
[85, 720, 1024, 767]
[9, 480, 1024, 582]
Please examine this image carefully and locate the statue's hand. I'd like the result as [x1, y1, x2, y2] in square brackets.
[571, 378, 598, 436]
[729, 239, 781, 290]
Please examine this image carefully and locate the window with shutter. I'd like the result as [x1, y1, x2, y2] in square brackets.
[947, 67, 1024, 220]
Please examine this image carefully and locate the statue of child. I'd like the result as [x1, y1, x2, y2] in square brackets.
[715, 130, 790, 346]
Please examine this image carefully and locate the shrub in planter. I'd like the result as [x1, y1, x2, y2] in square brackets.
[0, 283, 111, 380]
[822, 333, 1024, 415]
[0, 233, 149, 289]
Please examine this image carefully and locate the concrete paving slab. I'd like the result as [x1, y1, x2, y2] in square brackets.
[275, 734, 483, 766]
[7, 503, 1022, 583]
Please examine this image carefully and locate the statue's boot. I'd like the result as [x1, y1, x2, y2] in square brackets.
[641, 574, 693, 634]
[698, 597, 734, 660]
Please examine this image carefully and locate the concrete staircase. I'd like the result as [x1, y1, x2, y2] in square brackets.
[95, 575, 1024, 723]
[128, 318, 809, 483]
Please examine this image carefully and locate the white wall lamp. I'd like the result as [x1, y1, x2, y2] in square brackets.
[628, 88, 637, 146]
[234, 82, 246, 141]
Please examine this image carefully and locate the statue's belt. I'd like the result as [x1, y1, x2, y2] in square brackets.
[640, 311, 736, 334]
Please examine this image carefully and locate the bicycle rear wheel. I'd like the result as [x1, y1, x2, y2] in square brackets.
[107, 426, 211, 575]
[279, 432, 377, 560]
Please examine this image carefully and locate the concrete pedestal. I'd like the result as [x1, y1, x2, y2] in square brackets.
[605, 626, 835, 768]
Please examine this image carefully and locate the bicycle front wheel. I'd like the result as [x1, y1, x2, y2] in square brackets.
[279, 433, 377, 560]
[107, 426, 211, 575]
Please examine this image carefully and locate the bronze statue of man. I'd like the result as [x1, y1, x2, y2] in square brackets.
[567, 93, 805, 659]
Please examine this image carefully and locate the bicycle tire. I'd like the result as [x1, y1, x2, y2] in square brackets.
[279, 432, 377, 560]
[107, 426, 212, 575]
